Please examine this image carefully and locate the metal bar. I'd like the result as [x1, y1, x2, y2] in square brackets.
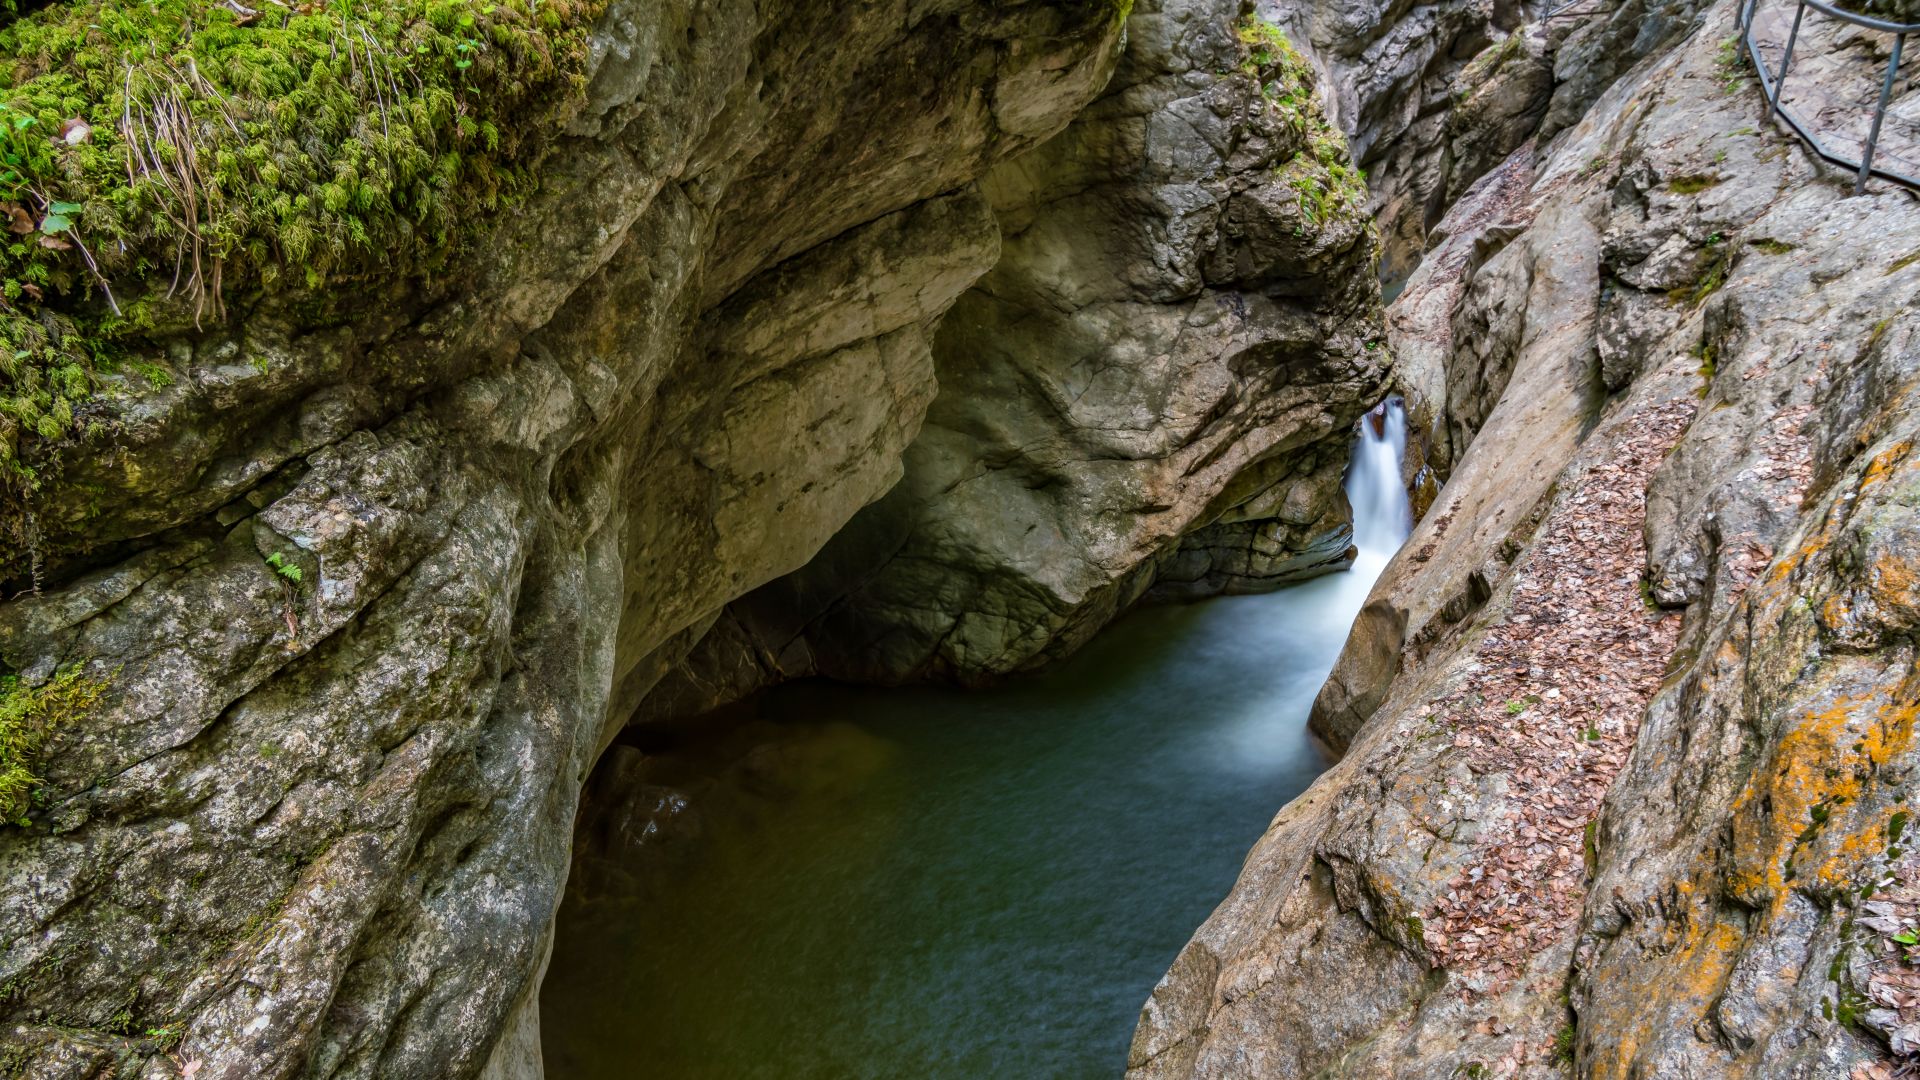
[1789, 0, 1920, 36]
[1857, 32, 1905, 194]
[1742, 4, 1920, 191]
[1771, 0, 1807, 122]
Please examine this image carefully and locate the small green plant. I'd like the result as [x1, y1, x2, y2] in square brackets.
[0, 667, 106, 824]
[1505, 699, 1525, 715]
[1716, 36, 1748, 92]
[1551, 1023, 1576, 1066]
[265, 551, 303, 584]
[143, 1025, 184, 1051]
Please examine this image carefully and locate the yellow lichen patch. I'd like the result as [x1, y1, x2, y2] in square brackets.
[1729, 690, 1920, 903]
[1768, 532, 1831, 585]
[1588, 906, 1744, 1080]
[1860, 439, 1915, 489]
[1867, 544, 1920, 622]
[1765, 441, 1914, 587]
[1816, 817, 1901, 889]
[1727, 695, 1869, 902]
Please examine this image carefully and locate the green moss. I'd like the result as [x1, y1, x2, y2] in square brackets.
[1750, 238, 1796, 255]
[1887, 248, 1920, 275]
[1715, 36, 1747, 93]
[0, 667, 106, 824]
[1667, 173, 1724, 194]
[1235, 13, 1307, 79]
[1865, 316, 1895, 356]
[1670, 252, 1728, 307]
[0, 0, 605, 517]
[1459, 32, 1524, 87]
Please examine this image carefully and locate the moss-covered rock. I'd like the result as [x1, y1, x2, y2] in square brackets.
[0, 0, 603, 539]
[0, 666, 103, 822]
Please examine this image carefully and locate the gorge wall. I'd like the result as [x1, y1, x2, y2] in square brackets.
[0, 0, 1405, 1077]
[6, 0, 1916, 1073]
[1133, 0, 1920, 1076]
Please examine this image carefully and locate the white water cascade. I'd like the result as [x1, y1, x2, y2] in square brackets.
[1347, 396, 1415, 571]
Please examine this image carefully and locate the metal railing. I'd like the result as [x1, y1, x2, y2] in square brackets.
[1739, 0, 1920, 193]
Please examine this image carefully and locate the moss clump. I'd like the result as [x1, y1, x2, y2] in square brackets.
[1667, 173, 1724, 194]
[0, 667, 105, 824]
[0, 0, 605, 514]
[1669, 251, 1729, 307]
[1235, 13, 1307, 78]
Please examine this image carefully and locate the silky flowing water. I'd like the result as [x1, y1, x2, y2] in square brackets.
[542, 404, 1413, 1079]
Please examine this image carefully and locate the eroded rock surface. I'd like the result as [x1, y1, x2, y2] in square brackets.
[634, 0, 1390, 707]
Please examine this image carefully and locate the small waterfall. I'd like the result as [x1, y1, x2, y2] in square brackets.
[1346, 398, 1413, 563]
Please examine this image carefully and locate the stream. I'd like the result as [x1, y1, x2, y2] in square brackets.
[540, 403, 1413, 1079]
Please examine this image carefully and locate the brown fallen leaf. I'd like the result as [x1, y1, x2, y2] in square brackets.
[58, 117, 91, 144]
[37, 235, 72, 250]
[2, 203, 33, 234]
[224, 0, 261, 22]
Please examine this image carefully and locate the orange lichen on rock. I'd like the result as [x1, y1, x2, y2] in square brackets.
[1860, 439, 1914, 489]
[1727, 689, 1920, 905]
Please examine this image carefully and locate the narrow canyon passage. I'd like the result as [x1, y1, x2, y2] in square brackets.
[539, 408, 1415, 1077]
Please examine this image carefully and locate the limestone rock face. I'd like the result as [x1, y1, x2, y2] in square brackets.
[636, 0, 1390, 697]
[0, 3, 1127, 1077]
[1135, 1, 1920, 1076]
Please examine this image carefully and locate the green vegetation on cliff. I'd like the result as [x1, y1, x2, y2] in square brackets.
[1236, 15, 1369, 231]
[0, 668, 104, 823]
[0, 0, 604, 532]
